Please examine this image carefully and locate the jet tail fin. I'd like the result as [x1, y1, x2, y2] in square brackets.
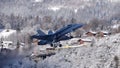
[48, 30, 53, 35]
[37, 30, 46, 35]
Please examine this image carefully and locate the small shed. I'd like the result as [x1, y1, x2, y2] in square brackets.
[97, 31, 111, 37]
[78, 38, 92, 44]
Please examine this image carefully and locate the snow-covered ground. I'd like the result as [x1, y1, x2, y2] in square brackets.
[37, 33, 120, 68]
[1, 33, 120, 68]
[48, 6, 63, 11]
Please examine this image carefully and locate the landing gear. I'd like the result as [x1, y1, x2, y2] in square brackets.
[59, 44, 62, 47]
[50, 43, 57, 48]
[50, 44, 53, 47]
[50, 42, 62, 48]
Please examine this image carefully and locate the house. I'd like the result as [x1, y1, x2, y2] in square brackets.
[1, 41, 13, 48]
[0, 41, 16, 50]
[97, 31, 111, 37]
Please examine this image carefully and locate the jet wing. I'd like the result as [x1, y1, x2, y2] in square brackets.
[31, 34, 53, 40]
[55, 24, 84, 38]
[37, 30, 46, 35]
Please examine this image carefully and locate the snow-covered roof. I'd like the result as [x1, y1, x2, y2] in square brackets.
[100, 31, 109, 33]
[0, 29, 16, 38]
[79, 38, 92, 42]
[48, 6, 63, 11]
[87, 31, 97, 34]
[2, 41, 13, 43]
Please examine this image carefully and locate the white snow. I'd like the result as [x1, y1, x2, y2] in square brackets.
[112, 24, 120, 29]
[34, 0, 43, 2]
[2, 33, 120, 68]
[48, 6, 62, 11]
[74, 9, 78, 13]
[79, 38, 92, 42]
[108, 0, 120, 2]
[100, 31, 109, 33]
[88, 30, 97, 34]
[37, 33, 120, 68]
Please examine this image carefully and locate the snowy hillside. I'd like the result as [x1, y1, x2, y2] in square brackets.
[0, 0, 120, 68]
[37, 34, 120, 68]
[1, 33, 120, 68]
[0, 0, 120, 21]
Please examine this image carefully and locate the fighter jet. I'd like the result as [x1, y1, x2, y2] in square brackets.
[31, 23, 84, 47]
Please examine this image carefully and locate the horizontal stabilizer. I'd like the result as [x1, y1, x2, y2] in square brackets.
[48, 30, 53, 35]
[37, 30, 46, 35]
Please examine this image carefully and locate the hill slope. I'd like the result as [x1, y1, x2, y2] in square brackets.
[37, 34, 120, 68]
[2, 33, 120, 68]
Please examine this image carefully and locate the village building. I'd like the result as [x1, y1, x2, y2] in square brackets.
[0, 29, 17, 50]
[0, 29, 16, 38]
[0, 41, 17, 50]
[97, 31, 111, 37]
